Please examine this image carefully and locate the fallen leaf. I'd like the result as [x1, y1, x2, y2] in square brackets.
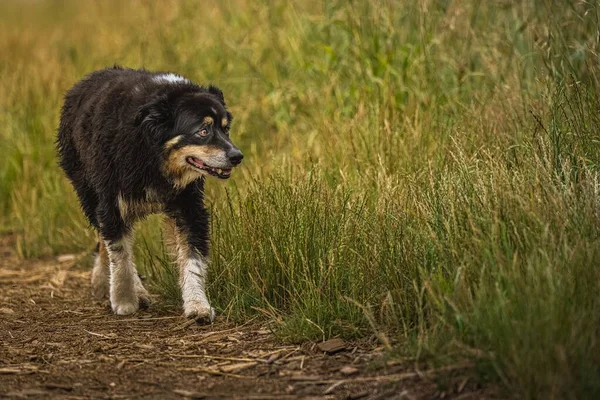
[50, 270, 68, 287]
[289, 375, 322, 381]
[317, 338, 346, 354]
[323, 381, 345, 395]
[348, 390, 370, 399]
[0, 368, 24, 374]
[135, 343, 155, 350]
[44, 383, 73, 391]
[173, 389, 206, 399]
[57, 254, 76, 263]
[0, 366, 38, 375]
[219, 362, 258, 373]
[6, 389, 48, 397]
[340, 366, 359, 376]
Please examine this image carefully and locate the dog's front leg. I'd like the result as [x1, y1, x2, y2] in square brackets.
[178, 249, 214, 323]
[166, 185, 214, 323]
[166, 223, 213, 322]
[173, 228, 214, 322]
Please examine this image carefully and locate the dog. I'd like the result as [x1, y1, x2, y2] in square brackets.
[57, 66, 243, 322]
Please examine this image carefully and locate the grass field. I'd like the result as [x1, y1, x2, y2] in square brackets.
[1, 0, 599, 398]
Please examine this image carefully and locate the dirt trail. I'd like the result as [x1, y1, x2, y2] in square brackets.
[0, 236, 495, 400]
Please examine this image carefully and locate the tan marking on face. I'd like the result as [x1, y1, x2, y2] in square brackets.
[203, 116, 214, 125]
[164, 135, 183, 149]
[163, 145, 226, 188]
[221, 117, 228, 128]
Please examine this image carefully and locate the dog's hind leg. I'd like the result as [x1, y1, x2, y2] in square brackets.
[91, 237, 110, 300]
[69, 181, 111, 301]
[105, 234, 139, 315]
[98, 203, 150, 315]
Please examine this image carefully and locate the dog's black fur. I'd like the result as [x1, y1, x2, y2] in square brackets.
[57, 66, 242, 318]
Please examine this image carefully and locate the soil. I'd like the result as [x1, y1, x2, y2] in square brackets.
[0, 235, 500, 400]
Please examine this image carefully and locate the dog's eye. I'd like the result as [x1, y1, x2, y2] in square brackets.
[198, 129, 209, 137]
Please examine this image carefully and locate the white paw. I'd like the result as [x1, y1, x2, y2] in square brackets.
[183, 300, 215, 323]
[111, 285, 150, 315]
[111, 298, 139, 315]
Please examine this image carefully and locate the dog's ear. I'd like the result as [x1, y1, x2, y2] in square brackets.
[134, 95, 174, 141]
[208, 85, 226, 106]
[134, 95, 170, 126]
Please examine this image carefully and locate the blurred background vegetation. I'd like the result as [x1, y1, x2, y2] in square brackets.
[1, 1, 599, 398]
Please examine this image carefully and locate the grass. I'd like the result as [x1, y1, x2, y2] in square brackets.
[1, 0, 599, 398]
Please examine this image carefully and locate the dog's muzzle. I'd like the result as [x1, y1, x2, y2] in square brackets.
[227, 148, 243, 166]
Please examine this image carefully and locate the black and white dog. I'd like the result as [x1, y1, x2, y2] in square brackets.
[57, 67, 243, 322]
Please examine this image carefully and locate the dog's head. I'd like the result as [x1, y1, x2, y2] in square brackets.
[136, 85, 243, 188]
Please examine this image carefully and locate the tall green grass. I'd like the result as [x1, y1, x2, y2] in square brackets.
[1, 1, 599, 398]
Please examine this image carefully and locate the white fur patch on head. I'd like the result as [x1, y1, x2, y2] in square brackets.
[153, 73, 189, 84]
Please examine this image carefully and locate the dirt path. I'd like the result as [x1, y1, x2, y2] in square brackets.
[0, 236, 495, 400]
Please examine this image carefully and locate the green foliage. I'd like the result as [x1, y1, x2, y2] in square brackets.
[1, 1, 599, 398]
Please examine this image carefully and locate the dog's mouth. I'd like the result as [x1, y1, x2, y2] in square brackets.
[186, 157, 232, 179]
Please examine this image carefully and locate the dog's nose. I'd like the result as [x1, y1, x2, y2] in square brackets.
[228, 148, 244, 166]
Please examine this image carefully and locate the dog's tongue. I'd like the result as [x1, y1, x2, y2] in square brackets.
[188, 157, 204, 167]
